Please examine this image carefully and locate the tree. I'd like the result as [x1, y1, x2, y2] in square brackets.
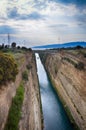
[0, 44, 4, 50]
[75, 45, 83, 49]
[21, 46, 27, 50]
[5, 45, 9, 48]
[17, 46, 20, 49]
[28, 48, 32, 52]
[11, 42, 16, 48]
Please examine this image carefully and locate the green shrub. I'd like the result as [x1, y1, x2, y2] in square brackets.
[75, 62, 84, 70]
[0, 53, 18, 85]
[22, 70, 28, 81]
[26, 64, 32, 70]
[4, 83, 24, 130]
[63, 57, 85, 70]
[84, 53, 86, 58]
[62, 57, 76, 66]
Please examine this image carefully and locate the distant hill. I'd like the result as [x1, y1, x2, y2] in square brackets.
[33, 41, 86, 50]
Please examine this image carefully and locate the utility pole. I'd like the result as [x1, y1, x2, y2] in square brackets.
[8, 33, 10, 47]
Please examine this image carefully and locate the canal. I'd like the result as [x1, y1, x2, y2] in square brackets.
[35, 53, 74, 130]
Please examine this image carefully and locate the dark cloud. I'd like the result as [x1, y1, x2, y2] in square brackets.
[75, 14, 86, 23]
[23, 12, 44, 20]
[7, 7, 44, 20]
[8, 7, 19, 19]
[0, 25, 16, 34]
[49, 0, 86, 6]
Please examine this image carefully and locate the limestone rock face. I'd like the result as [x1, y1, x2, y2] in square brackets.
[0, 54, 27, 130]
[0, 52, 42, 130]
[43, 49, 86, 130]
[19, 54, 42, 130]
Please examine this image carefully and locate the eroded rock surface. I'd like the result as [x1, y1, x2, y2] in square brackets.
[0, 52, 42, 130]
[40, 49, 86, 130]
[19, 54, 42, 130]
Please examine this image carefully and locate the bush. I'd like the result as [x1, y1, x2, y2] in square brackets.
[75, 62, 84, 70]
[62, 57, 85, 70]
[84, 53, 86, 58]
[11, 42, 16, 48]
[26, 64, 32, 70]
[0, 53, 18, 85]
[22, 70, 28, 81]
[62, 57, 76, 66]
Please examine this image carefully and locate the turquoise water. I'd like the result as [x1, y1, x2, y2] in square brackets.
[35, 53, 74, 130]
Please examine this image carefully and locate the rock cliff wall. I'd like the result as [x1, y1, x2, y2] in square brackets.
[0, 54, 27, 130]
[0, 52, 42, 130]
[19, 54, 42, 130]
[41, 50, 86, 130]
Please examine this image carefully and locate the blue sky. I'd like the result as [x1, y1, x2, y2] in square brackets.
[0, 0, 86, 47]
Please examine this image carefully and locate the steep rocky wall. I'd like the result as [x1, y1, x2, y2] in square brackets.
[0, 54, 28, 130]
[42, 51, 86, 130]
[19, 54, 42, 130]
[0, 52, 42, 130]
[28, 54, 42, 130]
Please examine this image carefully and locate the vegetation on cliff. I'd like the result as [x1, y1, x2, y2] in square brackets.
[22, 70, 28, 81]
[4, 83, 24, 130]
[62, 57, 85, 70]
[0, 52, 18, 85]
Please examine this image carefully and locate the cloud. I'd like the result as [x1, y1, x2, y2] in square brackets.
[0, 0, 86, 46]
[7, 7, 19, 19]
[33, 0, 48, 9]
[0, 25, 17, 34]
[7, 6, 44, 20]
[50, 0, 86, 6]
[28, 12, 44, 20]
[49, 24, 68, 28]
[18, 12, 44, 20]
[75, 13, 86, 23]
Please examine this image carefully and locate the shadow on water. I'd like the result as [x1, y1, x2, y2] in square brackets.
[35, 53, 74, 130]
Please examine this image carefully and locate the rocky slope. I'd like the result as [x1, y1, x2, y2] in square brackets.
[40, 49, 86, 130]
[19, 53, 42, 130]
[0, 51, 42, 130]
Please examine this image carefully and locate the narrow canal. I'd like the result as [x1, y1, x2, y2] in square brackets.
[35, 53, 74, 130]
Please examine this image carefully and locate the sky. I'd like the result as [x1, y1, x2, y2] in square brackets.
[0, 0, 86, 47]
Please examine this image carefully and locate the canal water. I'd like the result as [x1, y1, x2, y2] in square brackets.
[35, 53, 74, 130]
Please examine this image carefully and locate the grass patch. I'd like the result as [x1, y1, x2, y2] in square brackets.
[4, 83, 24, 130]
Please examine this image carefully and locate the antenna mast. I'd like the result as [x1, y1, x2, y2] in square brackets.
[8, 33, 10, 47]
